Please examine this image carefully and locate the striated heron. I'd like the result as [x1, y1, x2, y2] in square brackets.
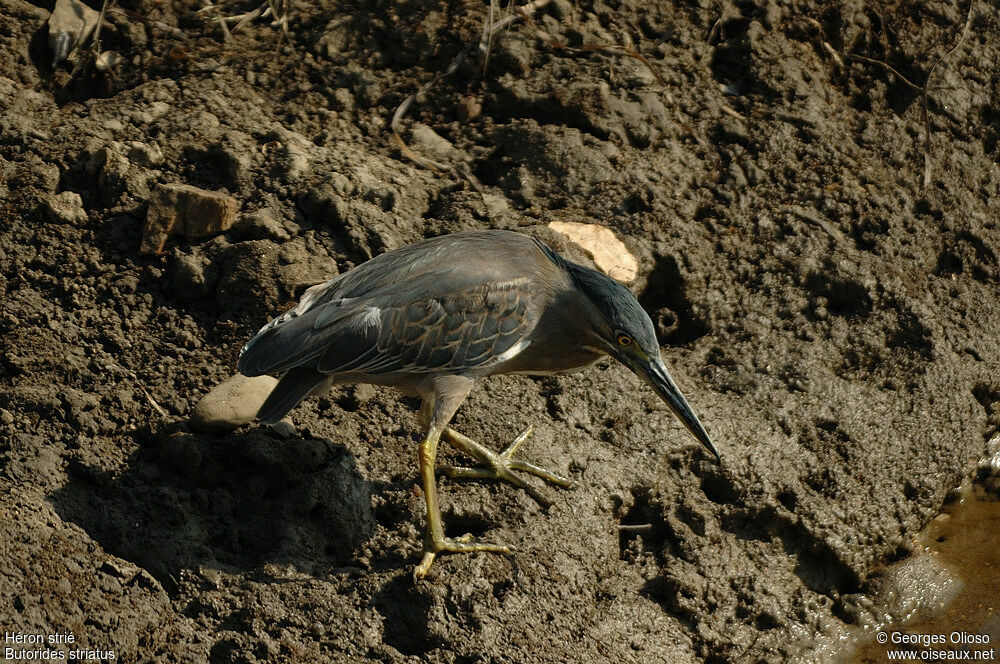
[238, 230, 719, 578]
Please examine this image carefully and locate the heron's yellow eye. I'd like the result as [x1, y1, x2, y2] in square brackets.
[617, 334, 633, 346]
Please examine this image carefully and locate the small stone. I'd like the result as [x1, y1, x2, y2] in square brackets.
[36, 163, 61, 193]
[550, 0, 573, 18]
[718, 115, 748, 143]
[103, 118, 125, 133]
[190, 374, 278, 432]
[170, 252, 212, 296]
[48, 0, 100, 65]
[268, 419, 296, 439]
[231, 208, 291, 242]
[88, 143, 149, 202]
[43, 191, 88, 226]
[282, 136, 311, 182]
[142, 183, 238, 254]
[333, 88, 354, 112]
[727, 162, 748, 188]
[125, 141, 163, 167]
[547, 221, 639, 283]
[456, 96, 482, 123]
[94, 50, 119, 71]
[409, 123, 455, 162]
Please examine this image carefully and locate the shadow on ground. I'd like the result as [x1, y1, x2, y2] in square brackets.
[49, 423, 375, 588]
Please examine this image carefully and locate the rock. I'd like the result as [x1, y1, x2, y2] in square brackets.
[124, 141, 164, 168]
[86, 143, 151, 203]
[281, 136, 311, 182]
[94, 50, 119, 71]
[727, 162, 748, 188]
[142, 183, 238, 255]
[231, 208, 291, 242]
[97, 146, 138, 199]
[48, 0, 99, 65]
[332, 88, 354, 112]
[409, 123, 456, 162]
[43, 191, 87, 226]
[35, 162, 61, 193]
[190, 374, 278, 432]
[169, 252, 213, 297]
[456, 96, 482, 123]
[263, 128, 312, 183]
[268, 419, 296, 439]
[547, 221, 639, 283]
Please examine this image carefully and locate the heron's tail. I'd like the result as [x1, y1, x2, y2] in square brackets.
[257, 367, 327, 424]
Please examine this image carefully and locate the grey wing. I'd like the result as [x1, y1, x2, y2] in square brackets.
[239, 282, 537, 379]
[317, 284, 536, 376]
[238, 297, 381, 377]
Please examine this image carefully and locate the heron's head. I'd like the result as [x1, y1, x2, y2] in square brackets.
[567, 263, 721, 463]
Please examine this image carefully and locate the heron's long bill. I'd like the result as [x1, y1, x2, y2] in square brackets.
[639, 357, 721, 463]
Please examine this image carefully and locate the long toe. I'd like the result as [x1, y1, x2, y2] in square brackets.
[442, 426, 573, 503]
[506, 458, 573, 488]
[442, 463, 555, 507]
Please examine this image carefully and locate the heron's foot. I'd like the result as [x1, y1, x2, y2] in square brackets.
[441, 426, 573, 507]
[413, 533, 510, 580]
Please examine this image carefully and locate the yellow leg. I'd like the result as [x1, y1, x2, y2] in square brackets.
[440, 426, 573, 507]
[413, 425, 510, 580]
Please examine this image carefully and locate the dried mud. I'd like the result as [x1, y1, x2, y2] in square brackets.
[2, 0, 1000, 662]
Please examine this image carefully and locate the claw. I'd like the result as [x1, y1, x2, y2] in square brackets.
[414, 535, 511, 580]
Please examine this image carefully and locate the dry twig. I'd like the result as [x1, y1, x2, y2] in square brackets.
[197, 0, 291, 39]
[60, 0, 116, 94]
[390, 0, 554, 190]
[107, 7, 188, 39]
[920, 0, 976, 187]
[809, 1, 977, 188]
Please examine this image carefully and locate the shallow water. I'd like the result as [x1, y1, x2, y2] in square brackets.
[849, 488, 1000, 663]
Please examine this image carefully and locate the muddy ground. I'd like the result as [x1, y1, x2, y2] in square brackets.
[2, 0, 999, 662]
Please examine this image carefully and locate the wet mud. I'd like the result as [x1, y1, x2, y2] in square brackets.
[2, 0, 1000, 662]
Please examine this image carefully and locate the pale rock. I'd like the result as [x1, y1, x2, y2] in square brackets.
[410, 123, 455, 162]
[456, 96, 482, 123]
[43, 191, 88, 226]
[547, 221, 639, 282]
[267, 128, 313, 182]
[169, 252, 212, 296]
[125, 141, 164, 167]
[231, 208, 290, 242]
[87, 143, 151, 202]
[268, 419, 296, 439]
[332, 88, 354, 112]
[190, 374, 278, 432]
[142, 183, 238, 254]
[36, 162, 61, 193]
